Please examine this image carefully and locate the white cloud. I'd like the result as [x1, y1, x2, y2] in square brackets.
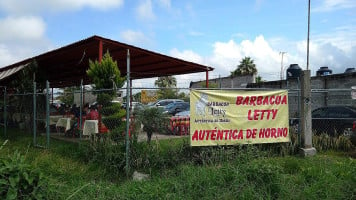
[120, 30, 153, 47]
[169, 48, 208, 88]
[0, 0, 124, 14]
[170, 30, 356, 87]
[0, 16, 46, 41]
[169, 48, 204, 63]
[0, 44, 16, 67]
[295, 40, 356, 75]
[312, 0, 356, 12]
[0, 15, 53, 67]
[136, 0, 156, 21]
[207, 36, 282, 80]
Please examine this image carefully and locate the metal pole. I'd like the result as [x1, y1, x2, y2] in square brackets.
[79, 79, 83, 140]
[33, 82, 36, 146]
[280, 52, 287, 80]
[205, 70, 209, 88]
[125, 49, 131, 177]
[219, 75, 222, 88]
[46, 81, 50, 148]
[307, 0, 310, 70]
[3, 87, 7, 137]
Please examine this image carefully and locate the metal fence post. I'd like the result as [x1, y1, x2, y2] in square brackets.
[3, 87, 7, 137]
[79, 79, 83, 141]
[125, 49, 130, 177]
[46, 81, 50, 148]
[33, 82, 37, 146]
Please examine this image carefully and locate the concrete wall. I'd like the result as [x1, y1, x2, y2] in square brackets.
[190, 74, 255, 88]
[247, 72, 356, 116]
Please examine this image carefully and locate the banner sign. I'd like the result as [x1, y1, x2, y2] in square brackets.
[141, 90, 158, 104]
[190, 90, 290, 146]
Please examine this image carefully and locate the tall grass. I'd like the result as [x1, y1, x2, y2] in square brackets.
[0, 128, 355, 199]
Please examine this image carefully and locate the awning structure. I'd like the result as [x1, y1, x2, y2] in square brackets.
[0, 35, 214, 88]
[0, 64, 28, 82]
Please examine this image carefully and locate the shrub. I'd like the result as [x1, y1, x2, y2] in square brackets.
[313, 134, 354, 152]
[0, 150, 46, 200]
[136, 107, 170, 143]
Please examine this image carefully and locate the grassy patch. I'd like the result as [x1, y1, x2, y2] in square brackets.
[0, 128, 355, 199]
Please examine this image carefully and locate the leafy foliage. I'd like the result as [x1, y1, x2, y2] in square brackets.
[86, 51, 125, 94]
[58, 87, 77, 106]
[255, 75, 263, 83]
[11, 60, 47, 92]
[136, 107, 170, 143]
[154, 76, 178, 99]
[0, 130, 355, 199]
[86, 51, 126, 141]
[231, 56, 257, 76]
[199, 81, 218, 88]
[154, 76, 176, 88]
[0, 150, 46, 200]
[101, 103, 126, 141]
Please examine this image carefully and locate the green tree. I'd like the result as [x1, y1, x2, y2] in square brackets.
[200, 82, 218, 88]
[58, 87, 77, 106]
[86, 51, 126, 141]
[87, 51, 125, 96]
[255, 75, 263, 83]
[154, 76, 177, 88]
[154, 76, 177, 99]
[10, 60, 47, 129]
[231, 56, 257, 77]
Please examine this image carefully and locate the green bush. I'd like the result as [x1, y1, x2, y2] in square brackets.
[0, 150, 46, 200]
[136, 107, 170, 143]
[80, 139, 126, 177]
[101, 103, 123, 116]
[313, 134, 354, 152]
[96, 93, 113, 106]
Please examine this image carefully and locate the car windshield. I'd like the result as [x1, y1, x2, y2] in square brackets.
[165, 102, 176, 109]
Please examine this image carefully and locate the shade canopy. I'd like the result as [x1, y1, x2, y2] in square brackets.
[0, 35, 213, 88]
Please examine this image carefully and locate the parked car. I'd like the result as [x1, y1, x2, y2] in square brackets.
[290, 106, 356, 136]
[175, 110, 190, 117]
[151, 99, 184, 108]
[163, 102, 190, 115]
[121, 101, 143, 112]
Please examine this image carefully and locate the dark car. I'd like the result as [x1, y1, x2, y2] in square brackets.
[163, 102, 190, 115]
[291, 106, 356, 136]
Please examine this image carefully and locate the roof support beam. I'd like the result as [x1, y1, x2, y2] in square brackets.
[206, 70, 209, 88]
[99, 40, 103, 62]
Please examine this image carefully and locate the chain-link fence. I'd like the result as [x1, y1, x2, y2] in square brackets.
[289, 88, 356, 136]
[1, 85, 355, 140]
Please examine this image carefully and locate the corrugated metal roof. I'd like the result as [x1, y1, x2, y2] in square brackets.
[0, 35, 214, 88]
[0, 63, 28, 81]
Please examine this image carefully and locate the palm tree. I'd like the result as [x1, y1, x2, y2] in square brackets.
[231, 57, 257, 77]
[154, 76, 177, 99]
[154, 76, 177, 88]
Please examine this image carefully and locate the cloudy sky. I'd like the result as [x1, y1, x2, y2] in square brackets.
[0, 0, 355, 88]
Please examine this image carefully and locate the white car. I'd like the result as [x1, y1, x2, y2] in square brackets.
[151, 99, 184, 108]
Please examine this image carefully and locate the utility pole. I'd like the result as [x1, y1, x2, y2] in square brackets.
[279, 51, 287, 80]
[300, 0, 316, 157]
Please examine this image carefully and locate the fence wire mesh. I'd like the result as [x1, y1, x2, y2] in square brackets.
[1, 86, 355, 139]
[289, 88, 356, 136]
